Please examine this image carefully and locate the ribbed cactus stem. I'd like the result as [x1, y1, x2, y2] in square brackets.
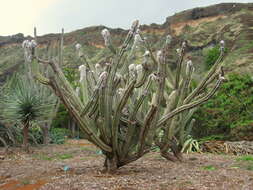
[175, 42, 186, 89]
[49, 76, 112, 152]
[184, 49, 225, 104]
[112, 78, 137, 154]
[178, 108, 197, 145]
[157, 76, 225, 128]
[123, 75, 153, 156]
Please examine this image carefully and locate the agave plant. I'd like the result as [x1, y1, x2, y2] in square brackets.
[0, 74, 56, 151]
[30, 20, 225, 172]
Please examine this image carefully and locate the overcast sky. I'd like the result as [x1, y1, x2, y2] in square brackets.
[0, 0, 252, 36]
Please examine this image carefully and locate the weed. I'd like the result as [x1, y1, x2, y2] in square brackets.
[56, 153, 73, 160]
[21, 179, 31, 185]
[202, 165, 216, 171]
[236, 155, 253, 162]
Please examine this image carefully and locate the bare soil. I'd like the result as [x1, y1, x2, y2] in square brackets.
[0, 140, 252, 190]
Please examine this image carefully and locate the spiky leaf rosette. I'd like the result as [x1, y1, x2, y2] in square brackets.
[1, 74, 56, 125]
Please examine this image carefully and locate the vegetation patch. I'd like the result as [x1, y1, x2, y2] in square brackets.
[202, 165, 217, 171]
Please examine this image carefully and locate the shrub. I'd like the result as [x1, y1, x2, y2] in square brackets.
[50, 128, 71, 144]
[204, 46, 220, 68]
[194, 74, 253, 139]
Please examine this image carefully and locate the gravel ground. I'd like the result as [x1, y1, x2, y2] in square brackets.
[0, 140, 252, 190]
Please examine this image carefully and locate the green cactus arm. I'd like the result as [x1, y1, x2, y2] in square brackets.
[178, 108, 197, 145]
[138, 105, 157, 155]
[59, 29, 64, 65]
[98, 87, 110, 144]
[143, 50, 168, 146]
[80, 81, 102, 116]
[80, 56, 97, 84]
[122, 75, 153, 156]
[35, 57, 84, 109]
[135, 69, 149, 88]
[112, 78, 136, 154]
[138, 34, 159, 67]
[103, 23, 136, 134]
[33, 56, 111, 152]
[103, 23, 138, 150]
[88, 101, 99, 118]
[174, 45, 186, 89]
[49, 77, 112, 152]
[165, 65, 175, 87]
[80, 78, 89, 104]
[177, 62, 194, 106]
[157, 77, 225, 128]
[183, 50, 225, 104]
[31, 59, 50, 85]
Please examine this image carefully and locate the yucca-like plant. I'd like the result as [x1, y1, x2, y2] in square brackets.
[30, 20, 225, 172]
[181, 136, 201, 154]
[0, 74, 56, 150]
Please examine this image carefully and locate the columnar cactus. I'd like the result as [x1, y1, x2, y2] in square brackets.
[31, 20, 225, 172]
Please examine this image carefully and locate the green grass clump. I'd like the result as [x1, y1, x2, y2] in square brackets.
[34, 153, 73, 161]
[202, 165, 216, 171]
[57, 153, 73, 160]
[236, 155, 253, 162]
[235, 155, 253, 171]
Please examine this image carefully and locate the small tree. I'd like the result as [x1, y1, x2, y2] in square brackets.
[30, 21, 226, 172]
[0, 75, 56, 151]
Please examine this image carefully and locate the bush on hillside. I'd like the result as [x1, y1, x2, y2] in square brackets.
[193, 74, 253, 140]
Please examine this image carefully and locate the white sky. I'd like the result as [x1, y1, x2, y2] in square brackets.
[0, 0, 252, 36]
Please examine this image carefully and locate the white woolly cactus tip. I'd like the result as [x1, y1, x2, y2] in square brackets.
[186, 60, 192, 66]
[220, 40, 225, 47]
[220, 40, 225, 51]
[75, 87, 80, 95]
[156, 50, 164, 63]
[101, 28, 110, 46]
[136, 64, 143, 73]
[101, 28, 110, 37]
[99, 71, 108, 81]
[117, 88, 125, 96]
[131, 20, 139, 32]
[134, 33, 143, 45]
[75, 43, 82, 50]
[30, 40, 37, 48]
[22, 40, 29, 48]
[219, 74, 225, 80]
[143, 50, 150, 57]
[185, 60, 193, 75]
[182, 41, 187, 48]
[78, 65, 86, 82]
[115, 73, 123, 79]
[95, 63, 101, 69]
[150, 73, 158, 81]
[136, 28, 141, 34]
[165, 34, 172, 44]
[128, 64, 136, 73]
[156, 50, 162, 58]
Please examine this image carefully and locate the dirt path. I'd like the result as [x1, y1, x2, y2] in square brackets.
[0, 140, 252, 190]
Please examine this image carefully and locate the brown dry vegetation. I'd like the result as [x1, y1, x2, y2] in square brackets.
[171, 15, 226, 36]
[0, 140, 252, 190]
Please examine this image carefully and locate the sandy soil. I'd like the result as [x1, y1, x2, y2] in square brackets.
[0, 140, 252, 190]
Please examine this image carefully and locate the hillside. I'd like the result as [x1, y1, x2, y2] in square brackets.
[0, 3, 253, 82]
